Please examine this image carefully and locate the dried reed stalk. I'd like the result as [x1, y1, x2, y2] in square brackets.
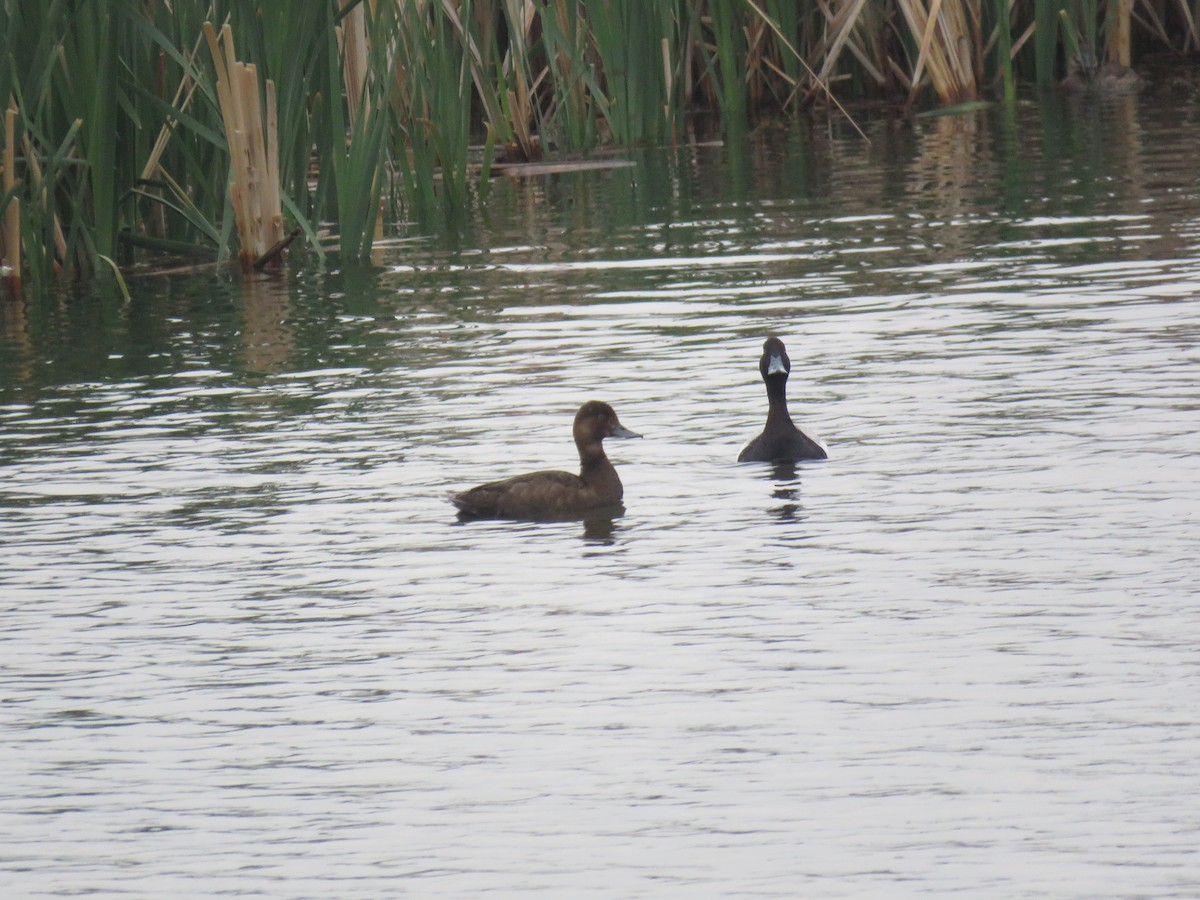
[2, 102, 20, 291]
[549, 0, 585, 149]
[21, 132, 68, 265]
[899, 0, 978, 105]
[662, 37, 674, 136]
[142, 31, 205, 185]
[203, 22, 284, 271]
[1174, 0, 1200, 51]
[502, 0, 540, 159]
[739, 1, 867, 137]
[812, 0, 876, 90]
[340, 0, 370, 131]
[1108, 0, 1131, 66]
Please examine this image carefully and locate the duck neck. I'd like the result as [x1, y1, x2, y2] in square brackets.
[578, 442, 621, 491]
[764, 375, 792, 422]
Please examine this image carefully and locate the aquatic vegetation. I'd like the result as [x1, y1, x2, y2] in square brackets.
[0, 0, 1193, 291]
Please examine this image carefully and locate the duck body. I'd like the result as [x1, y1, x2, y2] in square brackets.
[453, 400, 639, 520]
[738, 336, 828, 463]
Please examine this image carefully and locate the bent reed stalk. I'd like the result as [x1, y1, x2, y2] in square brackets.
[0, 0, 1192, 290]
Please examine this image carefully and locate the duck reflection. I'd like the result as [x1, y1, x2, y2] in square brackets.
[451, 500, 624, 544]
[764, 460, 806, 522]
[581, 507, 623, 544]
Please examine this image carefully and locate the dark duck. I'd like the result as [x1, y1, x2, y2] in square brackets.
[738, 336, 828, 463]
[452, 400, 641, 520]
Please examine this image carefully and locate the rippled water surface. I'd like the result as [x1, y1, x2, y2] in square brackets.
[4, 91, 1200, 896]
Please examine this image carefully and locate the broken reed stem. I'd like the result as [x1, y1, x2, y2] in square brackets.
[253, 226, 301, 270]
[203, 21, 284, 270]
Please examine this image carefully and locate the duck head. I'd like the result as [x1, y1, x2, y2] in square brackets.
[574, 400, 641, 445]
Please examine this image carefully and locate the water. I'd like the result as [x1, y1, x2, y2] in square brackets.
[3, 89, 1200, 896]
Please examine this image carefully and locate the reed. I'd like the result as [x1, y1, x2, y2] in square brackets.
[992, 0, 1017, 107]
[535, 0, 589, 149]
[4, 3, 86, 286]
[492, 0, 538, 159]
[329, 0, 391, 255]
[1032, 0, 1063, 87]
[808, 0, 876, 97]
[1106, 0, 1131, 66]
[2, 103, 19, 294]
[0, 0, 1195, 289]
[706, 0, 750, 124]
[72, 1, 121, 264]
[389, 0, 477, 227]
[897, 0, 981, 106]
[203, 22, 285, 270]
[583, 0, 673, 144]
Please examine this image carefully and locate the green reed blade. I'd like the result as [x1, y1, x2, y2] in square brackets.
[1034, 0, 1064, 87]
[706, 0, 748, 126]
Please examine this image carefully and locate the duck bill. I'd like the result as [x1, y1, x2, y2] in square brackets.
[610, 423, 641, 439]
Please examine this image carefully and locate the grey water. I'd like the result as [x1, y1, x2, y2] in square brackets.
[3, 88, 1200, 897]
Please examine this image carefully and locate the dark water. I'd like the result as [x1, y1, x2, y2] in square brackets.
[3, 86, 1200, 896]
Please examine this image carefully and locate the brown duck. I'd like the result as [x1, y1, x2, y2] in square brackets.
[452, 400, 641, 519]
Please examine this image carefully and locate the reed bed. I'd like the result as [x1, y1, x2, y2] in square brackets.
[0, 0, 1194, 291]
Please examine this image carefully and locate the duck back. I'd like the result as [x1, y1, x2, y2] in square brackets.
[738, 424, 827, 463]
[453, 468, 621, 519]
